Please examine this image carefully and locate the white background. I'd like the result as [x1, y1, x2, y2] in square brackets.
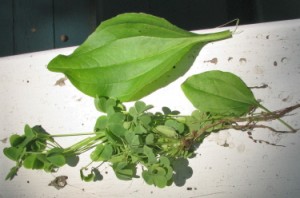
[1, 19, 300, 198]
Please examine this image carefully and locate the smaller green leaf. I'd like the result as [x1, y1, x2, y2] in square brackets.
[159, 156, 171, 167]
[94, 115, 108, 132]
[3, 147, 24, 161]
[155, 125, 178, 138]
[155, 167, 167, 175]
[47, 154, 66, 167]
[29, 140, 47, 152]
[110, 155, 126, 164]
[142, 165, 170, 188]
[162, 107, 180, 115]
[134, 101, 154, 114]
[18, 125, 36, 148]
[145, 134, 155, 145]
[80, 168, 95, 182]
[129, 107, 138, 117]
[5, 166, 20, 180]
[90, 144, 113, 161]
[112, 162, 136, 180]
[95, 96, 125, 114]
[32, 125, 53, 141]
[162, 107, 172, 115]
[135, 101, 147, 114]
[133, 124, 147, 134]
[181, 71, 259, 116]
[24, 124, 35, 139]
[165, 166, 173, 181]
[108, 112, 125, 124]
[94, 96, 108, 112]
[108, 123, 126, 137]
[9, 134, 25, 147]
[43, 162, 56, 173]
[165, 120, 185, 134]
[23, 154, 44, 169]
[139, 114, 152, 127]
[142, 170, 154, 185]
[107, 112, 126, 136]
[129, 134, 141, 147]
[105, 130, 122, 145]
[94, 96, 117, 113]
[48, 147, 64, 155]
[153, 174, 167, 188]
[143, 145, 157, 164]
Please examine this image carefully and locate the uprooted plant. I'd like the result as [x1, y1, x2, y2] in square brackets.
[3, 13, 299, 188]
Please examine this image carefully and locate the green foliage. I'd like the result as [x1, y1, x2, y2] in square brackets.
[3, 125, 71, 180]
[47, 13, 231, 102]
[142, 157, 173, 188]
[181, 70, 259, 116]
[90, 144, 113, 161]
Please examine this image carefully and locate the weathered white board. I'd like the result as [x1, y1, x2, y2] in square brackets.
[1, 19, 300, 198]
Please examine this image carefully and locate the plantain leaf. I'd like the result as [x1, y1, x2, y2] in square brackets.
[181, 70, 259, 116]
[47, 13, 231, 102]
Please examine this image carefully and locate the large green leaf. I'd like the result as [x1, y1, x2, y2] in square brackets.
[48, 13, 231, 102]
[181, 70, 259, 116]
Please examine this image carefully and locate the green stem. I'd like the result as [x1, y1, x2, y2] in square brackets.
[64, 134, 104, 154]
[49, 132, 95, 138]
[258, 104, 296, 132]
[194, 30, 232, 43]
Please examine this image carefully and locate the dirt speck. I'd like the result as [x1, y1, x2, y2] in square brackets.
[55, 77, 68, 86]
[221, 141, 230, 147]
[273, 61, 278, 66]
[49, 175, 68, 190]
[60, 34, 69, 42]
[266, 35, 270, 39]
[281, 57, 288, 63]
[239, 58, 247, 64]
[31, 27, 37, 33]
[204, 57, 218, 65]
[237, 144, 245, 153]
[282, 95, 292, 102]
[249, 83, 268, 89]
[1, 138, 8, 143]
[228, 57, 233, 62]
[187, 187, 193, 191]
[27, 180, 30, 184]
[254, 65, 264, 74]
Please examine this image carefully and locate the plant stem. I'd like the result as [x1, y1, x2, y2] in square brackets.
[49, 132, 95, 138]
[63, 134, 104, 154]
[258, 104, 297, 132]
[195, 30, 232, 43]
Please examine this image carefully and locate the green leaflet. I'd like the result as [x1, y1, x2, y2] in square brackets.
[181, 70, 259, 116]
[48, 13, 232, 102]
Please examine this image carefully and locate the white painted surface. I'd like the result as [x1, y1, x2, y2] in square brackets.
[1, 19, 300, 198]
